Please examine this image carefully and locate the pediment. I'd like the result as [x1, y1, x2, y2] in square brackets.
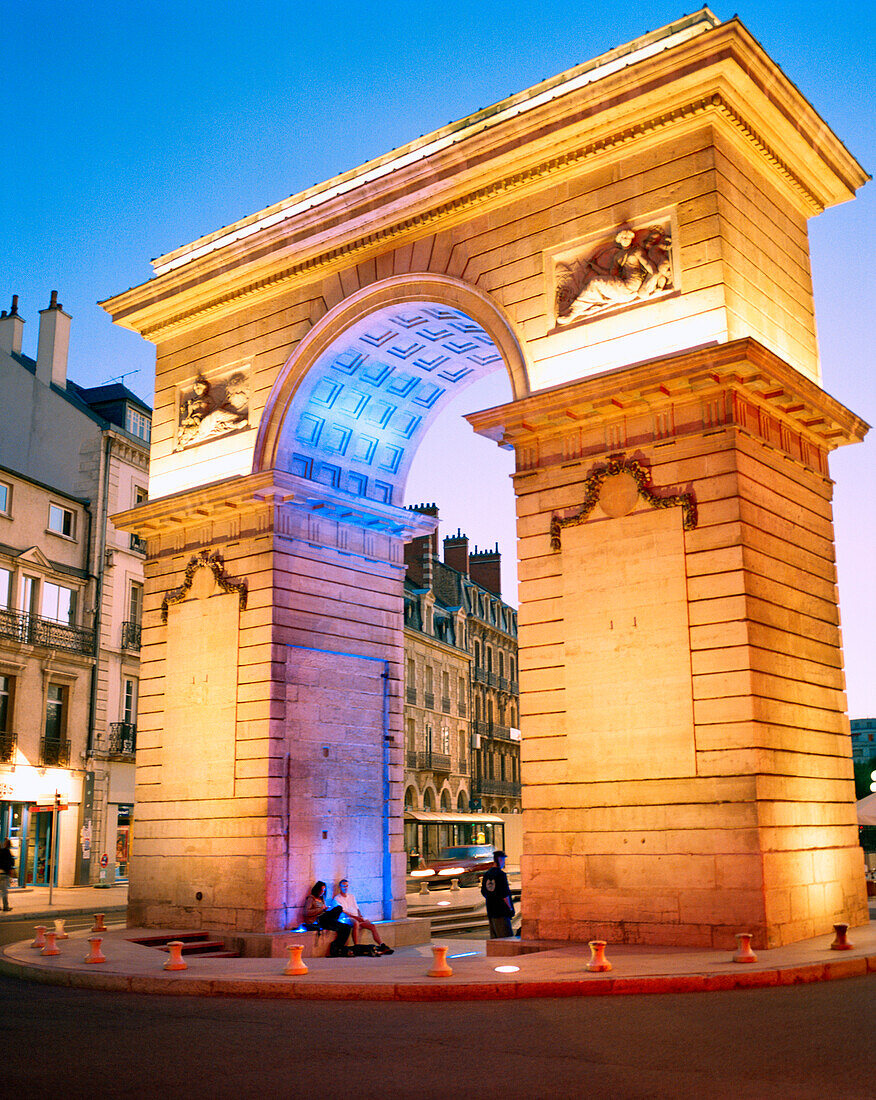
[17, 546, 54, 569]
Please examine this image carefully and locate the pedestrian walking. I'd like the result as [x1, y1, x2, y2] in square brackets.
[0, 838, 14, 911]
[480, 849, 514, 938]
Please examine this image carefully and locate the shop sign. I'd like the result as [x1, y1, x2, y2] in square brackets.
[32, 803, 69, 813]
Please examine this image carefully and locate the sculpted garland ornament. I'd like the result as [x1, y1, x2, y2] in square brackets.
[161, 550, 249, 623]
[550, 459, 697, 550]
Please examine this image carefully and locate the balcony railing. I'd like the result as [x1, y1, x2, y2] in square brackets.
[457, 698, 466, 716]
[107, 722, 136, 756]
[497, 676, 518, 695]
[441, 695, 451, 713]
[121, 621, 142, 651]
[457, 758, 467, 775]
[0, 730, 16, 764]
[412, 751, 451, 773]
[405, 687, 417, 705]
[405, 750, 418, 769]
[473, 778, 521, 798]
[130, 533, 147, 554]
[423, 691, 435, 709]
[40, 738, 71, 768]
[0, 609, 94, 656]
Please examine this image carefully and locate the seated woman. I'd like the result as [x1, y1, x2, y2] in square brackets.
[303, 881, 352, 957]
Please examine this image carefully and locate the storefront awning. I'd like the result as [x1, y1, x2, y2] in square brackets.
[404, 811, 504, 824]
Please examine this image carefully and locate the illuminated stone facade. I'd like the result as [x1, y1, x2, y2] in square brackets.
[108, 12, 868, 946]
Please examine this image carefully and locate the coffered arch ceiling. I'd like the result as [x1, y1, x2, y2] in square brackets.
[260, 278, 529, 509]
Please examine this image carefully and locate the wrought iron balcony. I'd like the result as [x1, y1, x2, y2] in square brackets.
[405, 750, 418, 769]
[130, 533, 147, 554]
[121, 620, 142, 651]
[457, 758, 467, 775]
[405, 687, 417, 705]
[40, 738, 71, 768]
[412, 751, 451, 773]
[107, 722, 136, 756]
[457, 698, 466, 716]
[0, 609, 94, 656]
[0, 730, 16, 763]
[423, 691, 435, 709]
[473, 778, 521, 798]
[441, 695, 451, 713]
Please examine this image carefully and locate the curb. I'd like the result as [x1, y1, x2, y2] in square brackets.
[2, 950, 875, 1001]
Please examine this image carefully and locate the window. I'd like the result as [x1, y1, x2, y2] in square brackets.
[442, 671, 449, 696]
[0, 481, 9, 515]
[425, 666, 433, 693]
[48, 503, 75, 538]
[405, 718, 415, 751]
[41, 583, 75, 625]
[126, 406, 151, 442]
[499, 651, 505, 678]
[122, 678, 138, 725]
[0, 674, 12, 731]
[0, 567, 11, 609]
[21, 576, 37, 615]
[128, 582, 143, 625]
[45, 684, 66, 742]
[441, 725, 450, 754]
[406, 658, 415, 687]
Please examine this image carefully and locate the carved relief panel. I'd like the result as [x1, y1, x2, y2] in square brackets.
[174, 366, 252, 451]
[550, 217, 677, 328]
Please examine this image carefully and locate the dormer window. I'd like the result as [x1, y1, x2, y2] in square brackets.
[126, 406, 151, 442]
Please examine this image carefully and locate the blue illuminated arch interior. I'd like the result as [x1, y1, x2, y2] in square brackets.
[275, 302, 506, 505]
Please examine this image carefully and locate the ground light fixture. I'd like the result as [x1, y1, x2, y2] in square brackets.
[437, 867, 465, 876]
[494, 965, 520, 973]
[410, 869, 435, 878]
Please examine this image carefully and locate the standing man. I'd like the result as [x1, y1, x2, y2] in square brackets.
[332, 879, 394, 954]
[481, 849, 514, 938]
[0, 838, 14, 911]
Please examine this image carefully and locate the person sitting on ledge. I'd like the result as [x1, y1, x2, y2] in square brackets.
[332, 878, 393, 954]
[303, 881, 351, 957]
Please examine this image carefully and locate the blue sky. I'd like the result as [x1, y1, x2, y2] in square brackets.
[5, 1, 875, 713]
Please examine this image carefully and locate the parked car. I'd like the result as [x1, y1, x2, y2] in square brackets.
[410, 844, 496, 885]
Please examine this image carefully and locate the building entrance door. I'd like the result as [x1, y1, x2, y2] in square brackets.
[24, 810, 58, 886]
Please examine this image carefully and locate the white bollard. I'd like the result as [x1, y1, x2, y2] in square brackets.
[733, 933, 758, 963]
[40, 930, 60, 957]
[428, 944, 453, 977]
[30, 925, 47, 950]
[84, 937, 106, 964]
[53, 918, 69, 940]
[284, 943, 308, 975]
[586, 940, 612, 972]
[163, 941, 188, 971]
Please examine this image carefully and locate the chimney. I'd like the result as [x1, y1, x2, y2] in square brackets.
[404, 503, 439, 588]
[0, 295, 24, 356]
[443, 530, 469, 576]
[36, 290, 71, 388]
[469, 544, 502, 597]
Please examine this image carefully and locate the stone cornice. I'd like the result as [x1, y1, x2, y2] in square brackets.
[112, 468, 438, 542]
[101, 20, 867, 343]
[466, 338, 870, 455]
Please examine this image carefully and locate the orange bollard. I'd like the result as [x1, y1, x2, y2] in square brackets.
[733, 933, 758, 963]
[830, 924, 853, 951]
[284, 943, 308, 975]
[586, 940, 612, 972]
[40, 930, 60, 957]
[428, 944, 453, 977]
[30, 925, 47, 950]
[163, 941, 188, 971]
[84, 937, 106, 964]
[53, 918, 69, 940]
[91, 913, 106, 933]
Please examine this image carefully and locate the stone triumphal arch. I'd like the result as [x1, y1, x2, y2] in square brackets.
[108, 11, 869, 950]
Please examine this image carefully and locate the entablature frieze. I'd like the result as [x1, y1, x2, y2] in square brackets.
[467, 338, 868, 479]
[101, 18, 866, 343]
[112, 469, 437, 564]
